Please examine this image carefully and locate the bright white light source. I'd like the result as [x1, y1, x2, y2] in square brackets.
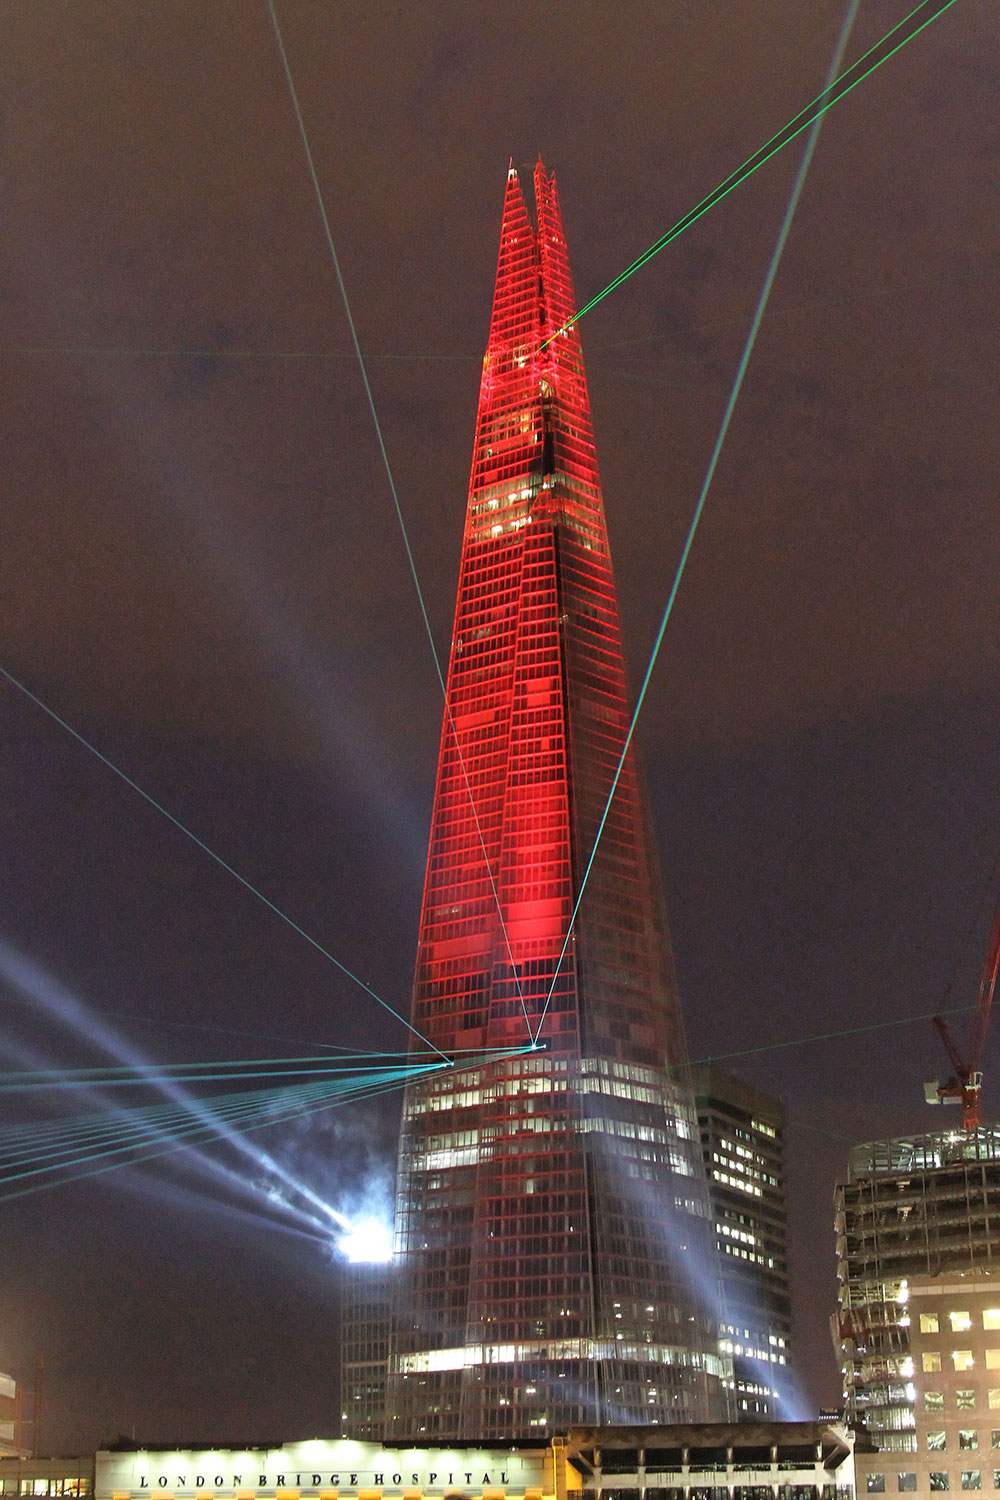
[338, 1214, 393, 1264]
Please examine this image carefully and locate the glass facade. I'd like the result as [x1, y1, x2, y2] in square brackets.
[690, 1067, 792, 1417]
[386, 162, 727, 1441]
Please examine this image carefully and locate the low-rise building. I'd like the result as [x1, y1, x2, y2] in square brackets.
[2, 1427, 854, 1500]
[0, 1376, 18, 1460]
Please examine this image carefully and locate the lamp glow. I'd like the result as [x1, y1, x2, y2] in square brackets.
[338, 1213, 393, 1264]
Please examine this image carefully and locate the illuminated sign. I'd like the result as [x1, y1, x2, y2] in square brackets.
[97, 1444, 549, 1499]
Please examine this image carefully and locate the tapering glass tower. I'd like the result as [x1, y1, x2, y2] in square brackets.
[387, 162, 729, 1441]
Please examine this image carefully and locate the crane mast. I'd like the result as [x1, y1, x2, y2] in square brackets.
[925, 882, 1000, 1131]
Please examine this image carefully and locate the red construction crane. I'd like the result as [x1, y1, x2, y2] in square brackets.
[924, 883, 1000, 1131]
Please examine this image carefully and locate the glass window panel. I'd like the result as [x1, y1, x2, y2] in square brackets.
[962, 1475, 982, 1491]
[922, 1314, 941, 1333]
[955, 1351, 976, 1371]
[984, 1311, 1000, 1332]
[928, 1433, 948, 1452]
[925, 1353, 943, 1372]
[962, 1433, 981, 1450]
[959, 1392, 978, 1411]
[897, 1477, 917, 1492]
[927, 1392, 945, 1411]
[952, 1312, 973, 1332]
[867, 1479, 885, 1494]
[930, 1476, 949, 1492]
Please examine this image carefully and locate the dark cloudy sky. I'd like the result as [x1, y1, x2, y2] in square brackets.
[1, 0, 997, 1454]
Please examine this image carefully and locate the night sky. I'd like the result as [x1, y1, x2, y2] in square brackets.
[1, 0, 997, 1456]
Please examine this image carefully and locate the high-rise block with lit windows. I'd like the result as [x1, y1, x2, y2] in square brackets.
[833, 1126, 1000, 1494]
[384, 162, 729, 1442]
[690, 1067, 792, 1417]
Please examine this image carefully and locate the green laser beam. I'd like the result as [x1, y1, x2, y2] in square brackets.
[531, 0, 860, 1045]
[545, 0, 958, 343]
[689, 1002, 977, 1067]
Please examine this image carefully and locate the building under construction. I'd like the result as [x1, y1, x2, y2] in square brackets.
[833, 1125, 1000, 1480]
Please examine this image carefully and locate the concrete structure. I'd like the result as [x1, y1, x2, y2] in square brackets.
[385, 159, 727, 1442]
[1, 1428, 855, 1500]
[0, 1376, 17, 1459]
[833, 1125, 1000, 1493]
[0, 1373, 29, 1461]
[691, 1069, 792, 1418]
[567, 1423, 854, 1500]
[0, 1453, 93, 1495]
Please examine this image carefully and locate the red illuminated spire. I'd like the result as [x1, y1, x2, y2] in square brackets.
[386, 162, 727, 1441]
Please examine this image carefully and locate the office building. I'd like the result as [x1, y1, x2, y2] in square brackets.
[384, 161, 728, 1441]
[691, 1068, 792, 1417]
[833, 1125, 1000, 1492]
[340, 1263, 393, 1440]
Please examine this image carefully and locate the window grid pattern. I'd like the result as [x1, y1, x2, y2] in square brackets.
[387, 163, 723, 1442]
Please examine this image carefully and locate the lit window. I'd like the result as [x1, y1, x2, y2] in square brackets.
[927, 1393, 945, 1411]
[922, 1313, 941, 1333]
[867, 1477, 886, 1493]
[959, 1392, 979, 1411]
[962, 1474, 982, 1491]
[929, 1432, 948, 1452]
[930, 1475, 950, 1491]
[955, 1351, 976, 1371]
[952, 1312, 974, 1332]
[987, 1352, 1000, 1370]
[898, 1476, 917, 1492]
[962, 1433, 981, 1451]
[984, 1311, 1000, 1332]
[925, 1352, 944, 1372]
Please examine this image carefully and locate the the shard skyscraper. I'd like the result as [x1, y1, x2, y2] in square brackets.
[386, 162, 728, 1441]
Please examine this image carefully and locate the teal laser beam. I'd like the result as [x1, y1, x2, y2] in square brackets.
[0, 1043, 537, 1172]
[0, 1075, 353, 1173]
[0, 1060, 442, 1091]
[0, 1056, 448, 1089]
[0, 1065, 442, 1185]
[0, 1080, 337, 1182]
[545, 0, 958, 342]
[0, 1077, 377, 1204]
[267, 2, 446, 699]
[267, 6, 532, 1031]
[0, 663, 447, 1059]
[0, 1071, 412, 1200]
[531, 0, 861, 1044]
[0, 1040, 538, 1092]
[0, 1044, 539, 1092]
